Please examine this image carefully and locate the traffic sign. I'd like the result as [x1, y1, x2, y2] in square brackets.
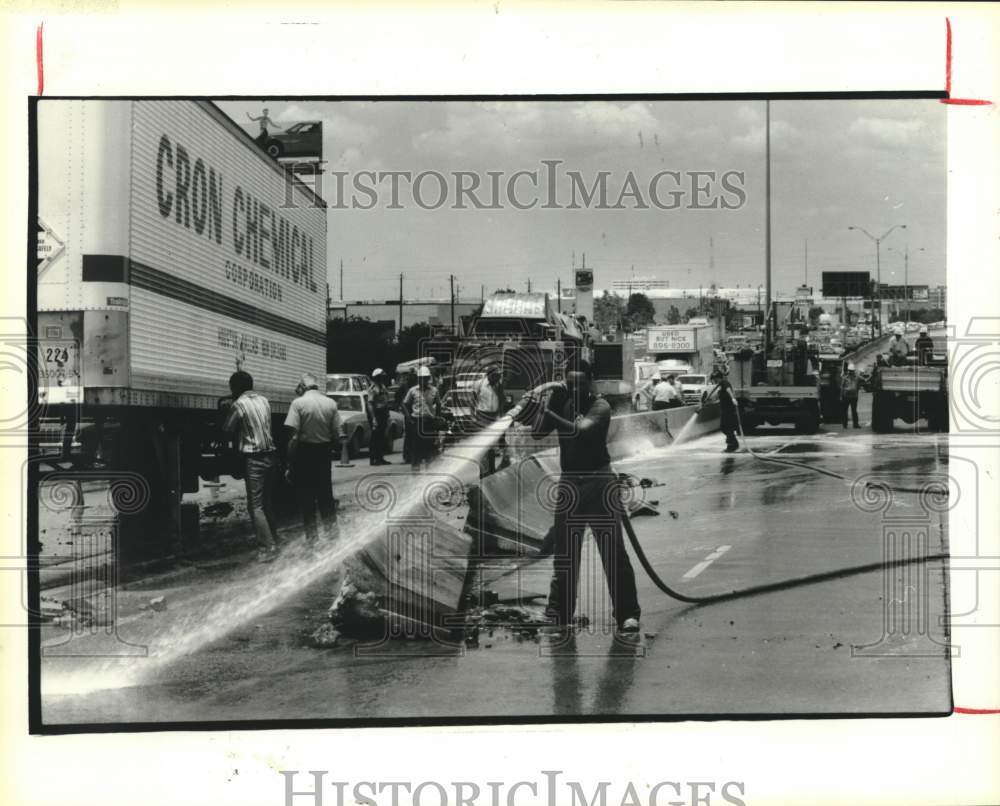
[37, 217, 65, 274]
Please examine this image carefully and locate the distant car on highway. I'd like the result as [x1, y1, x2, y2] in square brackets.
[326, 382, 405, 458]
[904, 321, 922, 333]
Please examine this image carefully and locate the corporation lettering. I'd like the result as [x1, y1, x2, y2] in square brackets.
[154, 134, 317, 296]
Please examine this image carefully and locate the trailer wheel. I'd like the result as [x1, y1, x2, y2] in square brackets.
[871, 391, 893, 433]
[265, 140, 284, 159]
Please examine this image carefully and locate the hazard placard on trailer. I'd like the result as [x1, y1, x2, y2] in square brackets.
[37, 217, 66, 274]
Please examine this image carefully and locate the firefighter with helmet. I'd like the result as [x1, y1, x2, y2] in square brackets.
[403, 365, 441, 471]
[888, 324, 910, 366]
[914, 324, 935, 366]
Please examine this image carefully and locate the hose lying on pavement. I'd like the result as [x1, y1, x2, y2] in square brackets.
[727, 398, 945, 496]
[621, 397, 948, 605]
[621, 511, 947, 605]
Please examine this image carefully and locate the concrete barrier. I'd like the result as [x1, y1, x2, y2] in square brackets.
[607, 402, 721, 460]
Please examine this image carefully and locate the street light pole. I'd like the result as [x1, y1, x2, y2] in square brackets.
[847, 223, 906, 337]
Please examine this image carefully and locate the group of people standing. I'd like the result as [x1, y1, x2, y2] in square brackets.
[635, 372, 685, 411]
[222, 370, 341, 562]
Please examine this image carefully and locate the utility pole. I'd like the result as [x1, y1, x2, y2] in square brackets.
[764, 99, 772, 356]
[804, 239, 808, 288]
[481, 284, 485, 303]
[527, 278, 532, 293]
[398, 273, 404, 335]
[449, 274, 456, 332]
[556, 277, 562, 313]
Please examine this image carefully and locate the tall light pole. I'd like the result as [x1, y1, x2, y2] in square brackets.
[888, 244, 925, 323]
[764, 100, 772, 356]
[847, 223, 906, 337]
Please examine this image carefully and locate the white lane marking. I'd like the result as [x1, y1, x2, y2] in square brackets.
[682, 545, 731, 580]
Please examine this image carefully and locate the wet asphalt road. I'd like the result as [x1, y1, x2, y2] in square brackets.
[39, 393, 951, 725]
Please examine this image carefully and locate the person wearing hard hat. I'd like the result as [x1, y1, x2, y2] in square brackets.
[368, 368, 392, 466]
[888, 325, 910, 366]
[472, 363, 509, 476]
[403, 365, 441, 471]
[840, 362, 861, 429]
[914, 324, 934, 366]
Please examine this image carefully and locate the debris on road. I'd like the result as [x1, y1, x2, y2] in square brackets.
[309, 623, 341, 649]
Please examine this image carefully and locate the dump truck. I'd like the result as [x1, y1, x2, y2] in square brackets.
[36, 100, 327, 556]
[729, 341, 821, 433]
[869, 348, 949, 433]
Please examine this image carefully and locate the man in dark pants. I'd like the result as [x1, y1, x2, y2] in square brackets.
[707, 368, 740, 452]
[396, 368, 417, 464]
[472, 363, 508, 477]
[524, 360, 641, 634]
[284, 373, 342, 544]
[840, 362, 861, 429]
[223, 370, 280, 562]
[368, 368, 392, 466]
[403, 365, 441, 471]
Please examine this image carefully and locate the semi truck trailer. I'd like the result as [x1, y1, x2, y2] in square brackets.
[36, 100, 327, 557]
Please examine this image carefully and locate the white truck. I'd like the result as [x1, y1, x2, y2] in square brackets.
[36, 100, 327, 555]
[646, 324, 715, 377]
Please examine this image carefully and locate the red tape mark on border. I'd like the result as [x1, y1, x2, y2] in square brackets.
[36, 22, 44, 96]
[954, 707, 1000, 715]
[941, 17, 992, 106]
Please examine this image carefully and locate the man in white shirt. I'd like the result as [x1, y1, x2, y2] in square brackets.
[284, 373, 342, 543]
[472, 364, 508, 475]
[651, 374, 683, 410]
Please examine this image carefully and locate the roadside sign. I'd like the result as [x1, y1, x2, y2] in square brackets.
[648, 327, 695, 352]
[37, 217, 66, 274]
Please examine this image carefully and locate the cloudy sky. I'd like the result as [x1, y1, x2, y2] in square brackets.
[218, 98, 945, 301]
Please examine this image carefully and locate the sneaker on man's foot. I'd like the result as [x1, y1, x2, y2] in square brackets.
[619, 617, 641, 633]
[257, 547, 278, 564]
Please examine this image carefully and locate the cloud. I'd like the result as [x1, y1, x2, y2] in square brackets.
[411, 101, 663, 158]
[847, 116, 926, 148]
[730, 119, 801, 153]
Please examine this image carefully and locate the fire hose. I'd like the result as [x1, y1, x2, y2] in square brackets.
[619, 396, 948, 604]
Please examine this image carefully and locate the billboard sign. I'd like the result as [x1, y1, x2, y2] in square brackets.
[575, 269, 593, 291]
[822, 271, 871, 298]
[481, 292, 549, 319]
[648, 327, 695, 352]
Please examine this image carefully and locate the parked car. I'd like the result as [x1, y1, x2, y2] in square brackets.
[676, 373, 708, 406]
[326, 373, 371, 393]
[327, 389, 405, 458]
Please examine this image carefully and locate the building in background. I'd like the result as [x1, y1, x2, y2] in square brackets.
[328, 299, 482, 331]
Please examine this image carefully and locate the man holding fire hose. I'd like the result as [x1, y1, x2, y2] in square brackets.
[517, 359, 641, 634]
